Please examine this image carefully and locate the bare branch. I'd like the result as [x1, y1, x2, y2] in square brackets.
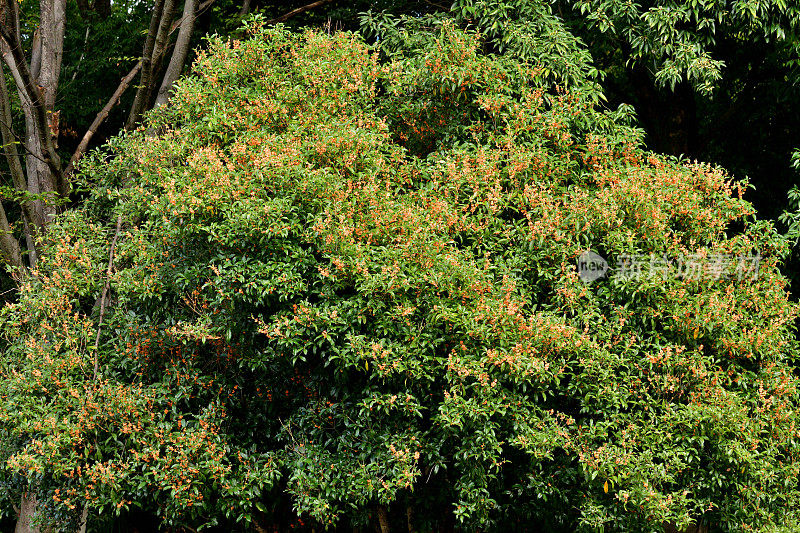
[266, 0, 337, 25]
[93, 213, 123, 379]
[65, 60, 142, 177]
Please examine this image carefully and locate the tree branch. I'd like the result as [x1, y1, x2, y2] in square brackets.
[266, 0, 337, 25]
[65, 60, 142, 177]
[93, 213, 123, 380]
[0, 5, 62, 184]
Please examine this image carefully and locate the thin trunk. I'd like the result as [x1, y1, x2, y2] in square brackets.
[23, 107, 46, 225]
[127, 0, 176, 128]
[238, 0, 250, 18]
[0, 63, 39, 229]
[0, 63, 34, 268]
[70, 26, 90, 82]
[93, 214, 123, 378]
[0, 45, 46, 232]
[143, 0, 177, 108]
[21, 216, 36, 267]
[154, 0, 195, 108]
[30, 29, 41, 80]
[126, 0, 166, 129]
[0, 199, 23, 269]
[77, 506, 88, 533]
[38, 0, 67, 197]
[127, 0, 217, 128]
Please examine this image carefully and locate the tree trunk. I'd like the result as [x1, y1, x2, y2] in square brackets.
[154, 0, 196, 108]
[0, 0, 65, 269]
[37, 0, 67, 200]
[126, 0, 166, 129]
[376, 505, 390, 533]
[0, 63, 33, 268]
[77, 506, 88, 533]
[238, 0, 250, 18]
[0, 200, 23, 269]
[144, 0, 177, 108]
[14, 494, 40, 533]
[126, 0, 175, 128]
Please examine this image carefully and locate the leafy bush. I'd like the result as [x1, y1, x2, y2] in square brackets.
[1, 17, 799, 532]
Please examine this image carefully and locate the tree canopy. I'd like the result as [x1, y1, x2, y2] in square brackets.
[1, 17, 798, 532]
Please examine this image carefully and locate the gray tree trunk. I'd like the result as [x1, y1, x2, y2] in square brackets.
[126, 0, 176, 128]
[154, 0, 196, 108]
[14, 494, 40, 533]
[32, 0, 66, 222]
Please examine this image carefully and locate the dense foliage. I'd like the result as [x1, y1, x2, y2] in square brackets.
[1, 16, 799, 532]
[360, 0, 800, 221]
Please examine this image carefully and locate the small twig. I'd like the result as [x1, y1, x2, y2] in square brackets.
[93, 213, 123, 380]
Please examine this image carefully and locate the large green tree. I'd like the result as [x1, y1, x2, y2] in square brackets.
[1, 18, 798, 532]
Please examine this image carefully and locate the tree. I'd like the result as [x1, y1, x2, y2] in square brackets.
[2, 17, 799, 533]
[0, 0, 224, 277]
